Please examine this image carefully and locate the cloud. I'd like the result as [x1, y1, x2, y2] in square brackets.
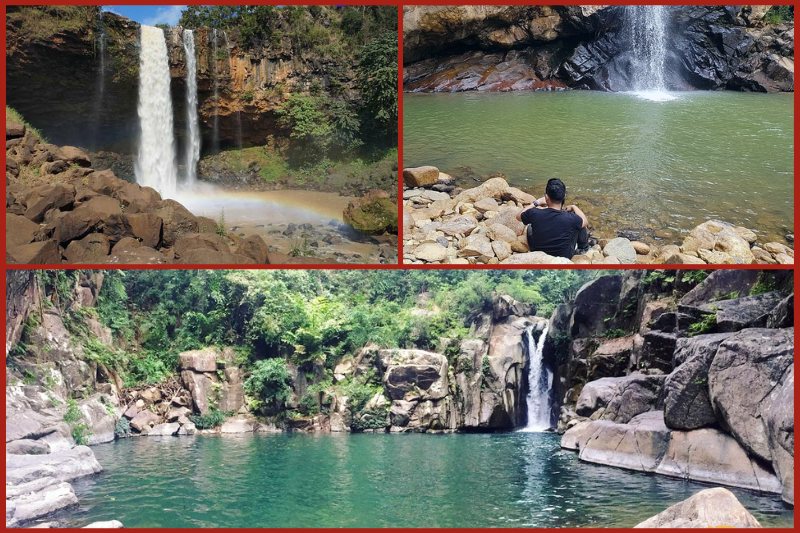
[142, 5, 185, 26]
[101, 6, 122, 16]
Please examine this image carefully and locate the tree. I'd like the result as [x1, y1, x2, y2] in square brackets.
[356, 31, 398, 143]
[243, 358, 292, 408]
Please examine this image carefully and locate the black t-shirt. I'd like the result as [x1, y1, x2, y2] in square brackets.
[521, 207, 583, 259]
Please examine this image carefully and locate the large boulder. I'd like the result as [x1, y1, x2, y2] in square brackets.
[696, 292, 784, 332]
[762, 366, 794, 505]
[343, 191, 398, 235]
[708, 328, 793, 462]
[179, 348, 219, 372]
[634, 488, 762, 528]
[575, 375, 629, 417]
[588, 336, 634, 378]
[403, 166, 440, 187]
[78, 395, 117, 444]
[679, 270, 761, 311]
[379, 349, 449, 401]
[579, 411, 671, 472]
[600, 374, 666, 423]
[570, 275, 624, 338]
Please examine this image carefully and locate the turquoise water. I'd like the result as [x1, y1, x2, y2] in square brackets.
[64, 433, 793, 527]
[403, 91, 794, 243]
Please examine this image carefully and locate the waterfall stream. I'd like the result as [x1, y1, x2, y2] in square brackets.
[134, 25, 178, 197]
[626, 6, 673, 101]
[182, 29, 200, 185]
[521, 324, 553, 432]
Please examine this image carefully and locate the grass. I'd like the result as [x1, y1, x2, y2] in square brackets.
[6, 106, 46, 143]
[6, 6, 91, 43]
[764, 6, 793, 25]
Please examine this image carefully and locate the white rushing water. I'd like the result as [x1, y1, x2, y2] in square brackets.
[182, 29, 201, 185]
[626, 5, 675, 102]
[521, 324, 553, 432]
[135, 25, 178, 197]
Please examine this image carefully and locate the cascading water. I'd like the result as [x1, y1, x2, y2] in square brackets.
[520, 324, 553, 432]
[626, 5, 673, 101]
[182, 29, 201, 185]
[135, 25, 178, 198]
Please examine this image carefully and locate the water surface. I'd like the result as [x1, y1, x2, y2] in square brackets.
[64, 433, 793, 528]
[403, 91, 794, 243]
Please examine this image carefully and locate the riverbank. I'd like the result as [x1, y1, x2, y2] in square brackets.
[5, 116, 397, 264]
[402, 167, 794, 265]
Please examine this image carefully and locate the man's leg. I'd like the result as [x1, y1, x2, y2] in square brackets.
[577, 227, 589, 247]
[526, 224, 535, 251]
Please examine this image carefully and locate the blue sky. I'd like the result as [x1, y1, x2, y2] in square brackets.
[102, 5, 186, 26]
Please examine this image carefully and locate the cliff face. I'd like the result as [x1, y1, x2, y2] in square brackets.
[546, 270, 794, 505]
[403, 5, 794, 92]
[5, 6, 361, 152]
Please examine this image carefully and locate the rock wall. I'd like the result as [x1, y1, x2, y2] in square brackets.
[6, 6, 364, 153]
[403, 5, 794, 93]
[552, 270, 794, 504]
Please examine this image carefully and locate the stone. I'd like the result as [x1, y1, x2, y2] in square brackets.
[697, 292, 783, 332]
[502, 187, 535, 205]
[664, 344, 719, 431]
[439, 215, 478, 236]
[8, 240, 61, 264]
[57, 146, 91, 166]
[631, 241, 651, 255]
[155, 200, 200, 246]
[500, 251, 571, 264]
[6, 439, 50, 455]
[575, 376, 630, 417]
[234, 235, 270, 264]
[680, 270, 760, 309]
[147, 422, 180, 436]
[453, 177, 509, 203]
[491, 240, 512, 261]
[762, 366, 794, 505]
[6, 446, 102, 484]
[6, 213, 40, 247]
[379, 349, 449, 402]
[78, 395, 117, 444]
[486, 223, 517, 243]
[708, 328, 793, 463]
[220, 416, 256, 433]
[665, 253, 706, 264]
[461, 233, 494, 258]
[129, 410, 161, 433]
[656, 428, 781, 494]
[125, 213, 163, 248]
[7, 481, 78, 525]
[634, 488, 761, 528]
[83, 521, 125, 528]
[7, 121, 25, 138]
[403, 166, 440, 187]
[24, 183, 76, 223]
[603, 237, 636, 264]
[560, 420, 595, 451]
[179, 348, 219, 372]
[588, 336, 634, 379]
[766, 293, 793, 329]
[601, 374, 666, 423]
[579, 411, 671, 472]
[414, 242, 448, 262]
[343, 192, 398, 234]
[473, 197, 499, 213]
[64, 233, 110, 263]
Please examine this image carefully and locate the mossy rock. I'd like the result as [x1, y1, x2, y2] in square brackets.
[343, 192, 398, 235]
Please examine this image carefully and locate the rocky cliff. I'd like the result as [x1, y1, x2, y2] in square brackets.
[403, 5, 794, 93]
[548, 270, 794, 505]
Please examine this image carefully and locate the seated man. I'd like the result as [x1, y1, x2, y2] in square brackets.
[515, 178, 589, 259]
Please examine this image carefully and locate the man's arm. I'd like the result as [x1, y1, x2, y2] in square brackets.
[565, 204, 588, 228]
[516, 197, 546, 221]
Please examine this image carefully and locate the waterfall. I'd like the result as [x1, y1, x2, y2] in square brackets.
[182, 29, 200, 185]
[626, 6, 672, 100]
[91, 11, 106, 149]
[211, 29, 220, 153]
[521, 324, 553, 432]
[135, 25, 178, 197]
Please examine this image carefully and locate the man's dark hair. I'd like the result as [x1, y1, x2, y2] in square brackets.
[545, 178, 566, 203]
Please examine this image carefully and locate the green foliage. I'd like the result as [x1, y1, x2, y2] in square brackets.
[244, 358, 293, 407]
[481, 355, 491, 377]
[114, 417, 131, 438]
[681, 270, 709, 286]
[96, 271, 133, 340]
[190, 408, 228, 429]
[215, 210, 227, 237]
[64, 398, 92, 445]
[750, 273, 777, 296]
[764, 6, 793, 25]
[356, 31, 397, 142]
[689, 313, 717, 337]
[603, 328, 628, 339]
[6, 106, 47, 142]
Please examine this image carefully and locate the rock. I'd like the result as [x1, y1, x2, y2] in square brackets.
[664, 337, 724, 430]
[220, 415, 256, 433]
[656, 427, 781, 493]
[570, 275, 623, 338]
[600, 374, 665, 423]
[6, 446, 102, 484]
[83, 521, 124, 528]
[708, 328, 793, 462]
[7, 121, 25, 138]
[343, 191, 398, 234]
[24, 183, 76, 223]
[439, 215, 478, 236]
[696, 292, 783, 332]
[379, 349, 449, 402]
[64, 233, 110, 263]
[8, 240, 61, 264]
[6, 439, 50, 455]
[129, 410, 161, 433]
[560, 420, 595, 451]
[7, 481, 78, 525]
[79, 395, 117, 444]
[403, 166, 440, 187]
[125, 213, 163, 248]
[233, 235, 270, 264]
[502, 187, 535, 205]
[665, 253, 706, 264]
[499, 251, 571, 264]
[631, 241, 651, 255]
[414, 242, 448, 262]
[147, 422, 180, 436]
[179, 348, 219, 372]
[154, 200, 200, 246]
[453, 177, 509, 203]
[460, 233, 494, 259]
[580, 411, 671, 472]
[634, 488, 762, 528]
[491, 240, 512, 261]
[766, 293, 793, 329]
[588, 336, 633, 378]
[486, 223, 517, 244]
[762, 366, 794, 505]
[680, 270, 761, 309]
[672, 332, 734, 367]
[575, 376, 629, 417]
[473, 197, 499, 213]
[57, 146, 91, 166]
[6, 213, 40, 247]
[603, 237, 636, 264]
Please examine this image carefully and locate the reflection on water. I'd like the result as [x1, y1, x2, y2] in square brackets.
[63, 433, 793, 528]
[404, 91, 794, 243]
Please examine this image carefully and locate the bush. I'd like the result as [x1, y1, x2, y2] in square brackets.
[64, 398, 92, 445]
[190, 408, 228, 429]
[114, 417, 131, 438]
[244, 358, 293, 407]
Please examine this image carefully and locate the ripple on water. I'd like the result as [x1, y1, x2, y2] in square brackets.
[62, 433, 794, 528]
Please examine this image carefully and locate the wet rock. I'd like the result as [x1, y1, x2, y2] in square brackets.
[634, 488, 762, 528]
[147, 422, 180, 436]
[83, 521, 124, 528]
[343, 191, 398, 235]
[580, 411, 671, 472]
[603, 237, 636, 264]
[129, 410, 161, 433]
